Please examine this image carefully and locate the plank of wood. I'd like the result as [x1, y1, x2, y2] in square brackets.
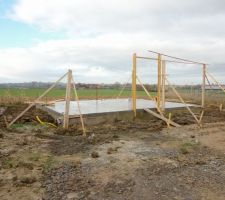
[63, 70, 72, 129]
[202, 64, 206, 108]
[199, 110, 204, 124]
[136, 76, 154, 100]
[132, 53, 137, 117]
[165, 77, 200, 126]
[157, 53, 162, 110]
[167, 113, 171, 128]
[144, 108, 181, 127]
[161, 60, 166, 111]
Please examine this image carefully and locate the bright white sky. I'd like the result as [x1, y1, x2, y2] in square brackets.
[0, 0, 225, 84]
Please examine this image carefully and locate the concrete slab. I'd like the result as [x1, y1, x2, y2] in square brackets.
[45, 98, 197, 116]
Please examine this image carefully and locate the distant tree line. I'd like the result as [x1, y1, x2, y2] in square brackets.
[0, 81, 202, 91]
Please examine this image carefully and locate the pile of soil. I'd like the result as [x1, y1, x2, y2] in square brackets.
[0, 104, 54, 128]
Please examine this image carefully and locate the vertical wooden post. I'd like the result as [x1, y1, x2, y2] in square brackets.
[63, 69, 72, 129]
[167, 113, 171, 128]
[157, 54, 162, 110]
[132, 53, 137, 117]
[202, 64, 206, 108]
[161, 60, 166, 111]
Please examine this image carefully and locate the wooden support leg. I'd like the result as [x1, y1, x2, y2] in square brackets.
[71, 76, 86, 136]
[165, 77, 200, 126]
[206, 70, 225, 94]
[132, 53, 137, 117]
[202, 64, 206, 108]
[161, 60, 166, 111]
[63, 70, 72, 129]
[136, 76, 154, 100]
[8, 72, 68, 128]
[157, 54, 162, 111]
[167, 113, 171, 128]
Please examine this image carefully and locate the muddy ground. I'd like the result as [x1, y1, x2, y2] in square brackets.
[0, 104, 225, 200]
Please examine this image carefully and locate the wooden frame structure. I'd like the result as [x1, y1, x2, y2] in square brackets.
[132, 50, 207, 126]
[7, 51, 214, 132]
[7, 70, 86, 135]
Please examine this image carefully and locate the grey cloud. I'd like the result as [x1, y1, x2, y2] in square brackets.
[0, 0, 224, 83]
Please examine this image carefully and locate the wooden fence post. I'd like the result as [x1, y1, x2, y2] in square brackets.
[63, 69, 72, 129]
[161, 60, 166, 111]
[202, 64, 206, 108]
[157, 54, 162, 110]
[132, 53, 137, 117]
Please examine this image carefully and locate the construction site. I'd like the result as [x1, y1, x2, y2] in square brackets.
[1, 51, 225, 200]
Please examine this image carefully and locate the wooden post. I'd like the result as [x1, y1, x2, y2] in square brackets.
[157, 54, 162, 110]
[199, 110, 204, 124]
[219, 104, 223, 111]
[202, 64, 206, 108]
[8, 72, 68, 128]
[161, 60, 166, 111]
[63, 69, 72, 129]
[167, 113, 171, 128]
[132, 53, 137, 117]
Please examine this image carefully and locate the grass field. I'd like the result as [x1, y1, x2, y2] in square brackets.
[0, 88, 156, 99]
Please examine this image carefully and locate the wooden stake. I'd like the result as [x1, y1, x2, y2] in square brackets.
[3, 115, 8, 127]
[132, 53, 137, 117]
[8, 72, 68, 128]
[161, 60, 166, 111]
[165, 77, 200, 126]
[202, 64, 206, 108]
[199, 110, 204, 124]
[157, 54, 162, 110]
[167, 113, 171, 128]
[71, 76, 86, 136]
[219, 104, 223, 111]
[63, 70, 72, 129]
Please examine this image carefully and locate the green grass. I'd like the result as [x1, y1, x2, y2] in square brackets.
[2, 159, 15, 169]
[0, 88, 156, 99]
[180, 142, 199, 154]
[43, 155, 57, 171]
[29, 153, 41, 162]
[11, 123, 25, 129]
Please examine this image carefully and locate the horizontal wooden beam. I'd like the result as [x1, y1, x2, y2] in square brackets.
[148, 50, 206, 65]
[136, 56, 203, 65]
[144, 108, 181, 127]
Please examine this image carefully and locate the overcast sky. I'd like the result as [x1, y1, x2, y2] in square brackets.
[0, 0, 225, 84]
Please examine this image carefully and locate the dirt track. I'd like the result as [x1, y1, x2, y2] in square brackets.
[0, 104, 225, 199]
